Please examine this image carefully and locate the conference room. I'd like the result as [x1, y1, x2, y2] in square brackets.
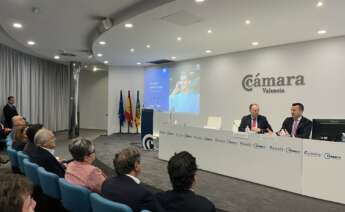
[1, 0, 345, 212]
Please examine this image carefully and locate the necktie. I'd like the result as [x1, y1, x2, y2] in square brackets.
[291, 120, 298, 136]
[252, 118, 257, 128]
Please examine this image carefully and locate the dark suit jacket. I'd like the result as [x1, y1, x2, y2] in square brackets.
[30, 146, 65, 177]
[3, 104, 18, 128]
[101, 175, 156, 212]
[238, 114, 273, 133]
[12, 139, 26, 151]
[23, 142, 37, 157]
[281, 116, 312, 139]
[155, 190, 216, 212]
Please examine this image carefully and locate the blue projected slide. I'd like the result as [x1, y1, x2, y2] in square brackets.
[144, 67, 170, 111]
[144, 64, 201, 113]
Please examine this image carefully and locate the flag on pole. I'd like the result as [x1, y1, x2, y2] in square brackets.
[135, 90, 141, 129]
[125, 90, 133, 127]
[118, 90, 125, 129]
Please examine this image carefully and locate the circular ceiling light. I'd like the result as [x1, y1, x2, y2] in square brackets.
[27, 41, 36, 46]
[12, 22, 23, 29]
[99, 41, 106, 45]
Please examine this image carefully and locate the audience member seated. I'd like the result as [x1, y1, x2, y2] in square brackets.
[7, 115, 26, 146]
[155, 151, 216, 212]
[12, 126, 29, 151]
[0, 173, 36, 212]
[0, 122, 11, 139]
[65, 138, 106, 193]
[23, 124, 43, 157]
[30, 128, 65, 177]
[101, 147, 156, 212]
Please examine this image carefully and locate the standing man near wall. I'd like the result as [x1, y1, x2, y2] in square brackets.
[238, 103, 273, 134]
[3, 96, 19, 129]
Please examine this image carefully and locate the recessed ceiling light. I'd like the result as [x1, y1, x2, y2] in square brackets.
[97, 53, 103, 57]
[12, 22, 23, 29]
[130, 48, 135, 52]
[251, 42, 259, 46]
[99, 41, 106, 45]
[104, 61, 109, 64]
[146, 44, 151, 48]
[318, 29, 327, 34]
[27, 41, 35, 46]
[205, 50, 212, 54]
[54, 55, 60, 60]
[195, 0, 206, 3]
[245, 20, 251, 25]
[137, 62, 142, 65]
[316, 1, 323, 7]
[84, 65, 88, 68]
[171, 56, 177, 60]
[93, 67, 98, 72]
[207, 29, 213, 34]
[124, 23, 133, 28]
[177, 37, 182, 41]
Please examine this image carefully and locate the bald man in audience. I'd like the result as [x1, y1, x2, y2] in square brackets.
[238, 103, 273, 134]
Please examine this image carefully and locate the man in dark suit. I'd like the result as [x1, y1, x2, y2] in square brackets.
[101, 147, 156, 212]
[29, 128, 65, 177]
[278, 103, 312, 139]
[3, 96, 19, 129]
[155, 151, 216, 212]
[238, 103, 273, 133]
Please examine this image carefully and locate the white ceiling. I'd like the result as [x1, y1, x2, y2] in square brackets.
[92, 0, 345, 66]
[0, 0, 142, 64]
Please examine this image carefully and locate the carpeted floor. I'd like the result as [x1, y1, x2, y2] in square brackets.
[3, 130, 345, 212]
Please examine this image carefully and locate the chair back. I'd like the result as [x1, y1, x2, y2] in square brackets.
[58, 178, 91, 212]
[232, 119, 242, 132]
[7, 146, 18, 168]
[37, 167, 60, 199]
[17, 151, 29, 174]
[23, 158, 40, 186]
[90, 193, 133, 212]
[204, 116, 222, 130]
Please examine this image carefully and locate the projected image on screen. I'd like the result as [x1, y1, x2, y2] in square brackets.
[169, 64, 200, 113]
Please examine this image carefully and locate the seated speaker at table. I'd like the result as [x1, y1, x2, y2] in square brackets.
[278, 103, 312, 139]
[238, 103, 273, 134]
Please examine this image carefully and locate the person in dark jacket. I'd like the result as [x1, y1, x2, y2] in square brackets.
[155, 151, 216, 212]
[23, 124, 43, 156]
[278, 103, 312, 139]
[238, 103, 273, 133]
[101, 147, 156, 212]
[30, 128, 65, 177]
[3, 96, 19, 128]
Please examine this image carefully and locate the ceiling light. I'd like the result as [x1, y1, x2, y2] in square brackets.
[195, 0, 206, 3]
[54, 55, 60, 60]
[93, 67, 98, 72]
[104, 61, 109, 64]
[97, 53, 103, 57]
[207, 29, 213, 34]
[88, 54, 93, 59]
[124, 23, 133, 28]
[84, 65, 88, 68]
[130, 48, 135, 52]
[177, 37, 182, 41]
[245, 20, 251, 25]
[316, 1, 323, 7]
[99, 41, 106, 45]
[27, 41, 35, 46]
[146, 44, 151, 48]
[171, 56, 177, 60]
[205, 50, 212, 54]
[317, 30, 327, 34]
[251, 42, 259, 46]
[137, 62, 142, 65]
[12, 22, 23, 29]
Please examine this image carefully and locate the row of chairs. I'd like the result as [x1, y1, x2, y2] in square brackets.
[7, 146, 150, 212]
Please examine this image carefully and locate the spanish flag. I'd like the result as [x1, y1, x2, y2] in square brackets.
[125, 90, 133, 127]
[135, 90, 141, 129]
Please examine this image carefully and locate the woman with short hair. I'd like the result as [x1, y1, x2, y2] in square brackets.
[12, 126, 28, 151]
[65, 138, 106, 193]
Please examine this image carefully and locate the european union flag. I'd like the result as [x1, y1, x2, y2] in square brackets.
[118, 90, 125, 128]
